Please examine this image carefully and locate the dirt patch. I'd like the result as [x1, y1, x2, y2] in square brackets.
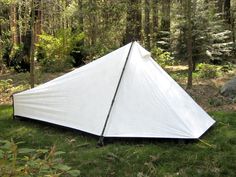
[165, 65, 236, 112]
[186, 83, 236, 112]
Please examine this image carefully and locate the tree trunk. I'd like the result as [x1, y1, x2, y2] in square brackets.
[89, 0, 97, 45]
[34, 0, 42, 43]
[144, 0, 150, 49]
[124, 0, 142, 43]
[30, 0, 35, 88]
[217, 0, 224, 13]
[62, 0, 66, 60]
[78, 0, 84, 46]
[187, 0, 193, 89]
[232, 13, 235, 52]
[78, 0, 83, 32]
[152, 0, 158, 47]
[10, 2, 18, 46]
[224, 0, 231, 24]
[160, 0, 170, 32]
[159, 0, 170, 50]
[0, 24, 3, 74]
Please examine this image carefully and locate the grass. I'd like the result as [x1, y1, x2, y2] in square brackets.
[0, 105, 236, 177]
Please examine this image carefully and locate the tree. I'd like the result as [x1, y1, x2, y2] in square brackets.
[78, 0, 83, 31]
[0, 21, 3, 73]
[30, 0, 35, 88]
[34, 0, 42, 43]
[88, 0, 97, 45]
[124, 0, 142, 43]
[9, 1, 19, 46]
[152, 0, 159, 47]
[224, 0, 231, 24]
[186, 0, 193, 89]
[144, 0, 151, 49]
[217, 0, 224, 13]
[158, 0, 170, 51]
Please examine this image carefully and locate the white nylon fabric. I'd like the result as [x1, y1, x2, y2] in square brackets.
[104, 42, 215, 138]
[14, 42, 215, 139]
[14, 43, 131, 135]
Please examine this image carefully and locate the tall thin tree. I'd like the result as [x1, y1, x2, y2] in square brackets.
[9, 1, 18, 46]
[159, 0, 170, 50]
[224, 0, 231, 24]
[0, 22, 3, 73]
[152, 0, 158, 47]
[144, 0, 151, 49]
[186, 0, 193, 89]
[124, 0, 142, 43]
[78, 0, 83, 32]
[34, 0, 42, 43]
[30, 0, 35, 88]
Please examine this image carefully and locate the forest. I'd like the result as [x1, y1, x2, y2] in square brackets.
[0, 0, 236, 176]
[0, 0, 235, 86]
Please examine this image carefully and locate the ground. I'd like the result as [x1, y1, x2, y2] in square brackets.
[0, 105, 236, 176]
[165, 65, 236, 112]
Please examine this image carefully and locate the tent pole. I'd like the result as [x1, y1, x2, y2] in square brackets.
[97, 42, 134, 146]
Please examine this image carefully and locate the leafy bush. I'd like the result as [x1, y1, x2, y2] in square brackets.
[0, 139, 80, 177]
[196, 63, 220, 79]
[220, 62, 234, 73]
[37, 29, 84, 72]
[9, 45, 30, 73]
[208, 97, 223, 107]
[40, 55, 74, 73]
[151, 47, 175, 66]
[0, 79, 13, 92]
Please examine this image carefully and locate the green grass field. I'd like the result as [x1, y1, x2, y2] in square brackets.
[0, 105, 236, 176]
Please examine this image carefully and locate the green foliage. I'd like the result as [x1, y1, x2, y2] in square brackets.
[0, 79, 13, 92]
[0, 105, 236, 177]
[151, 47, 175, 66]
[0, 106, 236, 177]
[195, 62, 234, 79]
[157, 31, 170, 51]
[9, 45, 30, 72]
[40, 55, 73, 73]
[37, 29, 84, 72]
[173, 0, 235, 64]
[208, 97, 224, 107]
[220, 62, 234, 72]
[196, 63, 220, 79]
[0, 139, 80, 177]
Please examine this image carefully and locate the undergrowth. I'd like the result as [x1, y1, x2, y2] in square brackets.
[0, 105, 235, 176]
[0, 139, 80, 176]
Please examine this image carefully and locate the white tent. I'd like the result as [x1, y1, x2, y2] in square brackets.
[13, 42, 215, 144]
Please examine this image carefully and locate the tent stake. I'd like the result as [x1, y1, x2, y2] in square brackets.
[97, 42, 134, 146]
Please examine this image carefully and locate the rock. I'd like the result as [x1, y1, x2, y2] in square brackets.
[220, 76, 236, 98]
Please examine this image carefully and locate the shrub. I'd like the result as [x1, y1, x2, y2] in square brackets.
[208, 97, 223, 107]
[0, 139, 80, 177]
[40, 55, 74, 73]
[37, 29, 84, 73]
[0, 79, 13, 92]
[220, 62, 234, 73]
[196, 63, 220, 79]
[151, 47, 175, 67]
[9, 45, 30, 73]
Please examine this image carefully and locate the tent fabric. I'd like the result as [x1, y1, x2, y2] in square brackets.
[13, 42, 215, 139]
